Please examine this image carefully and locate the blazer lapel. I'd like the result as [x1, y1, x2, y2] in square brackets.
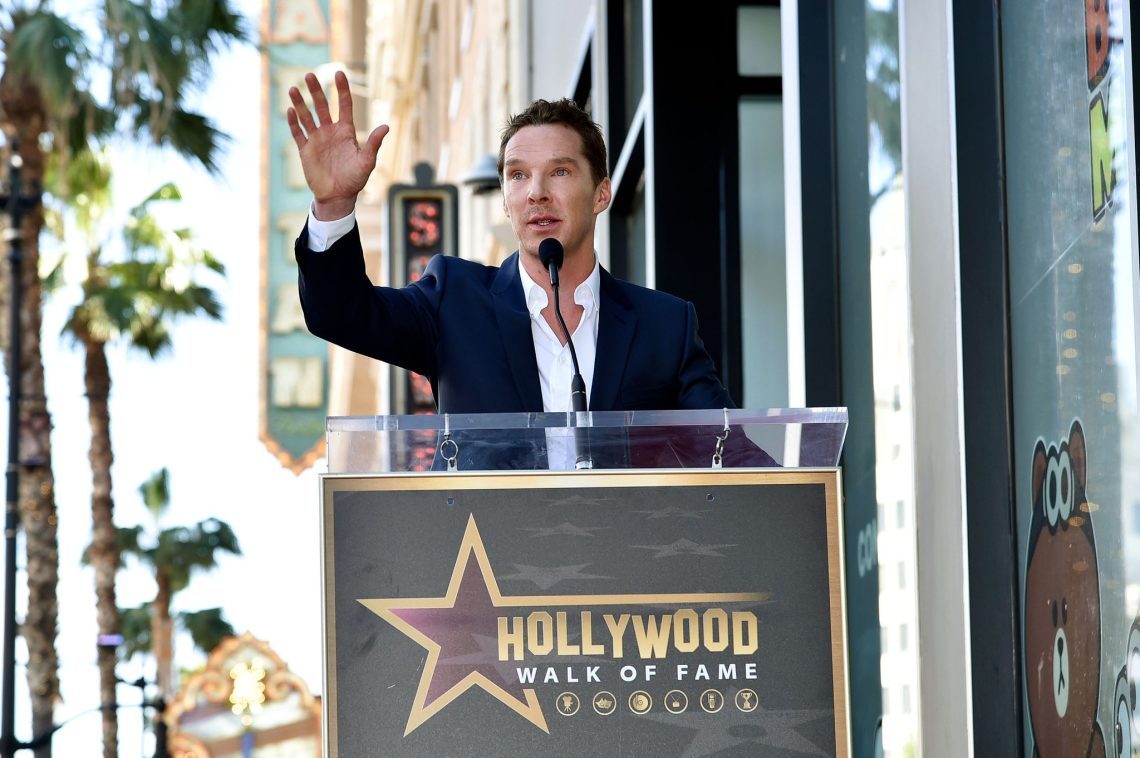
[591, 269, 636, 411]
[492, 252, 544, 411]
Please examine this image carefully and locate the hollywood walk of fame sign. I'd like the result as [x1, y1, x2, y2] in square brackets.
[321, 469, 849, 757]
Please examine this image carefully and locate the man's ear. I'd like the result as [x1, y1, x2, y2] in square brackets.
[594, 177, 612, 214]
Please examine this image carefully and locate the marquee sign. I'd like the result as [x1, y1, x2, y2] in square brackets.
[322, 470, 849, 756]
[258, 0, 332, 473]
[387, 162, 458, 418]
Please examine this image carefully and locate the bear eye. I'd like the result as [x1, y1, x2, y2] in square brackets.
[1058, 450, 1074, 520]
[1045, 455, 1062, 527]
[1062, 599, 1069, 625]
[1052, 600, 1058, 627]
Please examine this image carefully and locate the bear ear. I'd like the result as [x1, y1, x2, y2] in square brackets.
[1032, 440, 1048, 504]
[1068, 419, 1086, 487]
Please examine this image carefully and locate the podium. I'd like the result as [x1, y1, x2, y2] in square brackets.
[320, 408, 849, 757]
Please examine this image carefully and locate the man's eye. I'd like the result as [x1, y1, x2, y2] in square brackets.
[511, 171, 525, 180]
[554, 168, 569, 176]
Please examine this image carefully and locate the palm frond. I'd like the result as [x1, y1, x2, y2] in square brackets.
[57, 92, 117, 156]
[3, 8, 90, 119]
[44, 147, 113, 233]
[130, 104, 227, 174]
[40, 254, 68, 297]
[181, 284, 224, 320]
[129, 320, 172, 357]
[113, 524, 146, 558]
[138, 467, 170, 518]
[104, 0, 188, 112]
[139, 182, 182, 205]
[153, 517, 241, 594]
[123, 210, 169, 251]
[118, 603, 154, 662]
[178, 608, 235, 656]
[171, 0, 249, 56]
[201, 250, 226, 276]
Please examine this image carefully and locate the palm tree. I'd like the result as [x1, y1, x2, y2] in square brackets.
[0, 3, 245, 751]
[47, 148, 225, 756]
[115, 468, 240, 697]
[117, 604, 234, 676]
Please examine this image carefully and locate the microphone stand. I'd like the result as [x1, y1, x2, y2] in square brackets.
[543, 246, 592, 469]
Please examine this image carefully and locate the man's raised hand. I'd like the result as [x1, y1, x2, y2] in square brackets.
[286, 70, 390, 221]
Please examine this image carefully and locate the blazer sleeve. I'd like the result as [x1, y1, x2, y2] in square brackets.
[676, 301, 736, 410]
[295, 222, 445, 378]
[652, 304, 778, 466]
[676, 302, 779, 465]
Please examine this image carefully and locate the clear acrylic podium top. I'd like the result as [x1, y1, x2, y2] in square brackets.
[325, 407, 847, 474]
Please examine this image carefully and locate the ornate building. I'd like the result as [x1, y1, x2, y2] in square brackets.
[168, 632, 321, 757]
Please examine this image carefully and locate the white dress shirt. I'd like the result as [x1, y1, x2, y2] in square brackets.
[305, 207, 355, 252]
[307, 208, 600, 469]
[517, 254, 601, 469]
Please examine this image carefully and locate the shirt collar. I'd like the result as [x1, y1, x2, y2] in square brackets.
[518, 252, 601, 317]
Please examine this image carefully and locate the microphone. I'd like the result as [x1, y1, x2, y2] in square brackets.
[539, 237, 562, 287]
[537, 238, 591, 468]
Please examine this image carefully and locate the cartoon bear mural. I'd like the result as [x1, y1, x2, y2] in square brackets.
[1024, 420, 1106, 758]
[1111, 614, 1140, 756]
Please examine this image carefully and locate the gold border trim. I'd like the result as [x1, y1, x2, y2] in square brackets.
[321, 468, 849, 757]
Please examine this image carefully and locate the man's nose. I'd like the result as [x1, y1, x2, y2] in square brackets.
[527, 176, 550, 203]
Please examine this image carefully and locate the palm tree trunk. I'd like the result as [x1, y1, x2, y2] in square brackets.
[83, 330, 119, 758]
[153, 573, 174, 699]
[0, 88, 61, 758]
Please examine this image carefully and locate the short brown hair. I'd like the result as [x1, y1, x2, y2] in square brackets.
[498, 99, 608, 186]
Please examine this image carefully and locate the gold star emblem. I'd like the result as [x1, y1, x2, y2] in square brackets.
[358, 516, 548, 734]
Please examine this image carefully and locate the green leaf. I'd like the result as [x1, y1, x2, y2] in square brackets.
[115, 525, 146, 558]
[118, 603, 154, 662]
[178, 607, 235, 656]
[4, 9, 90, 119]
[131, 105, 227, 174]
[138, 467, 170, 517]
[141, 182, 182, 205]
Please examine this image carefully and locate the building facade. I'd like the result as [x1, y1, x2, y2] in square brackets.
[265, 1, 1140, 756]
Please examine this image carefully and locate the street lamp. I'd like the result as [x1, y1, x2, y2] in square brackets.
[460, 153, 501, 195]
[0, 138, 40, 758]
[118, 676, 171, 758]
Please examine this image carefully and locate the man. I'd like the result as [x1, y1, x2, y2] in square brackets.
[288, 71, 766, 468]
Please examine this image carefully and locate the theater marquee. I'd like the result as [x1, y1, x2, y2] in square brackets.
[321, 470, 849, 756]
[258, 0, 333, 473]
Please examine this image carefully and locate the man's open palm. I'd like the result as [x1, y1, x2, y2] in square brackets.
[286, 70, 389, 219]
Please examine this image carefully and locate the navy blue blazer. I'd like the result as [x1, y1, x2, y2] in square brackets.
[295, 224, 734, 414]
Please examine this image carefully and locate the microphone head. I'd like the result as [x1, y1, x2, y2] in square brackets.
[538, 238, 564, 270]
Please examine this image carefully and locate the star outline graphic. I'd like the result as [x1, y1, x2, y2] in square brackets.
[357, 516, 548, 735]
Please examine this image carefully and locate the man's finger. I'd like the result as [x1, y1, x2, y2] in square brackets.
[288, 85, 318, 135]
[364, 124, 390, 160]
[286, 108, 307, 150]
[307, 72, 332, 126]
[335, 70, 354, 127]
